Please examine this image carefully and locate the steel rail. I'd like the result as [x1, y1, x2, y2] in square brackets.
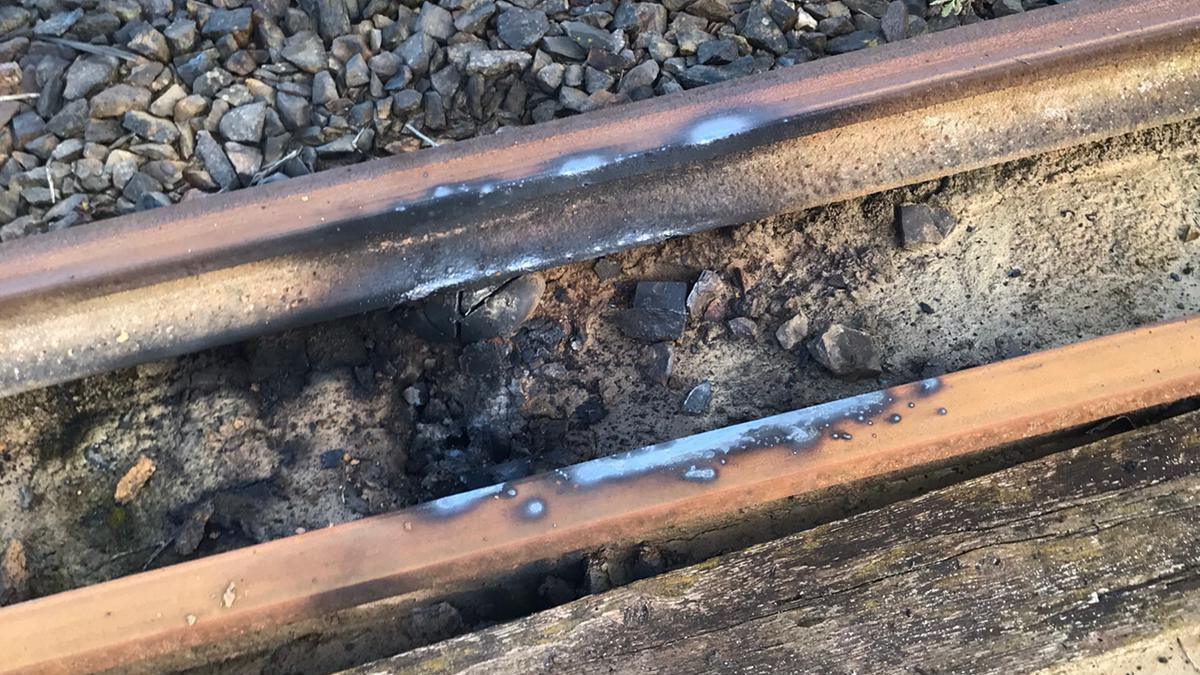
[1, 317, 1199, 674]
[2, 0, 1200, 396]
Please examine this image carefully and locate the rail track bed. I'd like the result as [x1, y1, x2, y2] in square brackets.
[2, 1, 1200, 672]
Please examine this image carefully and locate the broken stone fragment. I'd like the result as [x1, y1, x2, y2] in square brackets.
[682, 380, 713, 415]
[775, 312, 809, 350]
[459, 274, 546, 342]
[898, 203, 957, 249]
[809, 324, 882, 378]
[173, 500, 215, 556]
[411, 274, 545, 343]
[616, 281, 688, 342]
[114, 455, 157, 505]
[642, 342, 674, 385]
[727, 316, 757, 340]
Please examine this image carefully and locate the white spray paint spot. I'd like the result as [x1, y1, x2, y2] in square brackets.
[523, 498, 546, 518]
[427, 484, 503, 515]
[682, 465, 717, 482]
[558, 154, 609, 176]
[687, 115, 753, 146]
[566, 391, 887, 487]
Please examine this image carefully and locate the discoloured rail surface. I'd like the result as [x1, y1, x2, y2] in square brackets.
[2, 318, 1199, 674]
[3, 0, 1200, 396]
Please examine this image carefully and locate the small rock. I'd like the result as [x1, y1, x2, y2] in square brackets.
[52, 138, 83, 162]
[173, 500, 214, 556]
[775, 312, 809, 350]
[10, 112, 45, 149]
[64, 55, 118, 100]
[616, 281, 688, 342]
[697, 39, 738, 65]
[743, 1, 788, 55]
[219, 102, 267, 143]
[90, 84, 151, 119]
[149, 84, 187, 118]
[727, 316, 757, 339]
[398, 33, 436, 74]
[310, 0, 351, 41]
[466, 50, 532, 77]
[497, 8, 550, 50]
[459, 273, 546, 342]
[392, 89, 423, 114]
[164, 18, 198, 53]
[898, 203, 957, 248]
[682, 381, 713, 415]
[455, 1, 496, 35]
[826, 30, 884, 54]
[881, 0, 909, 41]
[173, 95, 208, 122]
[808, 324, 882, 378]
[689, 0, 734, 21]
[541, 35, 587, 60]
[686, 270, 725, 319]
[21, 186, 55, 207]
[126, 23, 170, 62]
[642, 342, 673, 385]
[312, 70, 338, 104]
[0, 216, 40, 242]
[344, 53, 370, 87]
[416, 2, 455, 41]
[137, 191, 172, 211]
[281, 31, 328, 73]
[196, 131, 238, 190]
[330, 35, 369, 63]
[275, 92, 311, 129]
[122, 111, 179, 143]
[0, 8, 31, 35]
[562, 21, 623, 54]
[122, 171, 161, 203]
[402, 385, 425, 406]
[202, 8, 253, 38]
[34, 9, 82, 37]
[619, 59, 659, 93]
[45, 193, 87, 220]
[224, 141, 262, 183]
[368, 52, 402, 78]
[114, 455, 156, 505]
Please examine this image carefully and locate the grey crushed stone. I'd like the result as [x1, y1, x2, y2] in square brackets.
[0, 0, 1030, 238]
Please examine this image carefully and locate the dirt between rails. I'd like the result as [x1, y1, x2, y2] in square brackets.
[1, 119, 1199, 620]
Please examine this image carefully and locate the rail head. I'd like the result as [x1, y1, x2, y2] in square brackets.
[3, 0, 1200, 396]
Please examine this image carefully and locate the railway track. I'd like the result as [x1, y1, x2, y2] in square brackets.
[2, 0, 1200, 672]
[2, 0, 1199, 396]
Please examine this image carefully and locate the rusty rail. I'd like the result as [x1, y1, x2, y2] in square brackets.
[2, 0, 1200, 396]
[2, 317, 1199, 673]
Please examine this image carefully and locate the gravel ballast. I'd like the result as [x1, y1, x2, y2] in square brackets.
[0, 0, 1054, 240]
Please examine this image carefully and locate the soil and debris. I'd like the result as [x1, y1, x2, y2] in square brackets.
[0, 0, 1055, 238]
[0, 118, 1198, 604]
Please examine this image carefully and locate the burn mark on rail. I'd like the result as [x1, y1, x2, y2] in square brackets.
[413, 377, 947, 523]
[398, 110, 769, 217]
